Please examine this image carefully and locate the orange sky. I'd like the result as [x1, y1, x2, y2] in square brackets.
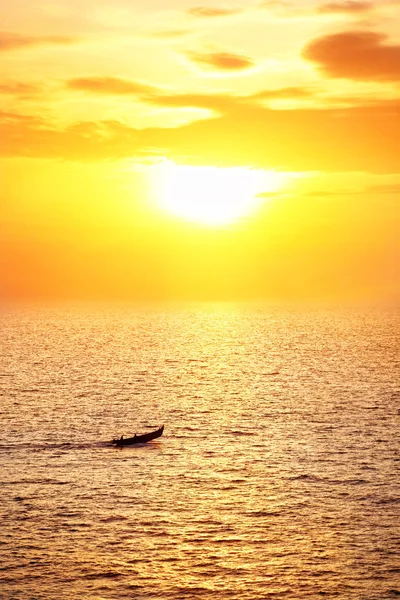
[1, 0, 399, 302]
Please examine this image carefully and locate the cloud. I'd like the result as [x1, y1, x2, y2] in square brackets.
[304, 190, 341, 196]
[0, 111, 140, 160]
[67, 77, 158, 96]
[0, 111, 43, 125]
[365, 183, 400, 194]
[64, 78, 313, 109]
[0, 31, 77, 52]
[251, 86, 314, 100]
[1, 100, 399, 174]
[303, 189, 359, 197]
[187, 7, 242, 17]
[187, 51, 255, 71]
[319, 96, 400, 107]
[306, 181, 400, 196]
[141, 92, 240, 115]
[318, 1, 374, 13]
[142, 87, 314, 113]
[303, 31, 400, 81]
[0, 81, 39, 95]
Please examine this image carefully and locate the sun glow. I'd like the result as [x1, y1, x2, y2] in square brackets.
[155, 161, 285, 226]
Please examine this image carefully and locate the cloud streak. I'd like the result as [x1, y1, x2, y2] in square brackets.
[303, 30, 400, 81]
[187, 51, 255, 71]
[0, 81, 39, 95]
[63, 80, 315, 116]
[2, 99, 399, 173]
[251, 87, 314, 99]
[0, 31, 77, 52]
[187, 7, 242, 18]
[67, 77, 158, 96]
[318, 1, 374, 13]
[365, 183, 400, 194]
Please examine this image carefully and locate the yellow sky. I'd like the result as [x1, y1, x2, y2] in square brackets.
[1, 0, 399, 301]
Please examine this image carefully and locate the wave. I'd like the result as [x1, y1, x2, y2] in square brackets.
[288, 474, 368, 485]
[1, 478, 69, 486]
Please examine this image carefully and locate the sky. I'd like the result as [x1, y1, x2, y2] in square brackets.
[1, 0, 399, 302]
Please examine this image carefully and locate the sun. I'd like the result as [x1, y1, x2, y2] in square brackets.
[154, 161, 285, 226]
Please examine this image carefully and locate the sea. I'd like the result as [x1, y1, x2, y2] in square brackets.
[1, 303, 399, 600]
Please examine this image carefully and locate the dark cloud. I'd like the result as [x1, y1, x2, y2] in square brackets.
[0, 31, 77, 51]
[187, 51, 255, 71]
[303, 30, 400, 81]
[318, 1, 374, 13]
[67, 77, 158, 96]
[1, 99, 399, 173]
[187, 7, 242, 17]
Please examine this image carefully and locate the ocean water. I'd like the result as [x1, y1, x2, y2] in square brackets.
[1, 304, 399, 600]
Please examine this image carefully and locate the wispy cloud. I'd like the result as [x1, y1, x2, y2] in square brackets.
[63, 80, 314, 114]
[187, 6, 242, 18]
[145, 87, 314, 110]
[261, 1, 381, 18]
[318, 1, 374, 13]
[303, 30, 400, 81]
[0, 31, 77, 52]
[365, 183, 400, 194]
[67, 77, 158, 96]
[141, 92, 239, 114]
[187, 51, 255, 71]
[2, 100, 399, 173]
[251, 87, 314, 100]
[0, 81, 40, 95]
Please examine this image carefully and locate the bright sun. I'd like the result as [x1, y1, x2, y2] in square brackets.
[155, 161, 286, 226]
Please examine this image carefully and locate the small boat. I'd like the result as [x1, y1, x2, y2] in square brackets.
[112, 425, 164, 446]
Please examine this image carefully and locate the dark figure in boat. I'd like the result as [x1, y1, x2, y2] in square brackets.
[112, 425, 164, 446]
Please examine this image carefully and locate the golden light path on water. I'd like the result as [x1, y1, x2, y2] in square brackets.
[1, 304, 399, 599]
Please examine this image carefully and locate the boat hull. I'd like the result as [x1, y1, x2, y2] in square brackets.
[112, 425, 164, 446]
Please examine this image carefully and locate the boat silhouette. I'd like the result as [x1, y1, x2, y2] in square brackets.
[112, 425, 164, 446]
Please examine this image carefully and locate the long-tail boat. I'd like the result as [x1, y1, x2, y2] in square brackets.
[112, 425, 164, 446]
